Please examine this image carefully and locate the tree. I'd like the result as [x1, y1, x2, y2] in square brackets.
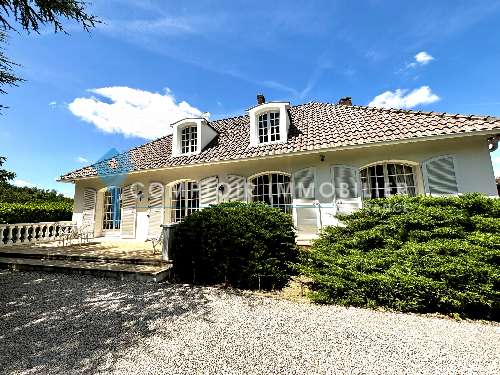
[0, 1, 100, 106]
[0, 155, 15, 182]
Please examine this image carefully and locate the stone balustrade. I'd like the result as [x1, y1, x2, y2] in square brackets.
[0, 221, 75, 247]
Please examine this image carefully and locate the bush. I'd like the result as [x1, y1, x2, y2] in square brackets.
[302, 194, 500, 320]
[0, 182, 72, 204]
[0, 201, 73, 224]
[171, 202, 299, 290]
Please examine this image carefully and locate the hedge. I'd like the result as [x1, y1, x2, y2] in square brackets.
[301, 194, 500, 321]
[0, 201, 73, 224]
[172, 202, 299, 290]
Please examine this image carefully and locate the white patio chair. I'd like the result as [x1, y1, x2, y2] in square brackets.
[146, 230, 163, 255]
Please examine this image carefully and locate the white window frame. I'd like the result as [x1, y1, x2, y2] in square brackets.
[102, 187, 122, 231]
[180, 125, 198, 154]
[248, 172, 292, 214]
[248, 102, 290, 147]
[169, 180, 200, 223]
[360, 161, 419, 199]
[257, 111, 280, 144]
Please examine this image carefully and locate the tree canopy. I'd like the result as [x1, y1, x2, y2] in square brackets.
[0, 0, 100, 105]
[0, 155, 15, 183]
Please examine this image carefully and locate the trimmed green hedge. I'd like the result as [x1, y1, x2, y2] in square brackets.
[172, 202, 299, 290]
[0, 202, 73, 224]
[301, 194, 500, 320]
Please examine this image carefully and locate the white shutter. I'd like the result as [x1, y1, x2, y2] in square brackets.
[121, 185, 137, 238]
[422, 155, 459, 195]
[331, 165, 362, 214]
[293, 168, 317, 236]
[200, 176, 219, 208]
[226, 175, 246, 202]
[82, 188, 96, 236]
[148, 182, 164, 238]
[293, 168, 315, 199]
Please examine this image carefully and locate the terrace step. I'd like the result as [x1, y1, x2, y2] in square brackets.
[0, 247, 164, 266]
[0, 256, 172, 282]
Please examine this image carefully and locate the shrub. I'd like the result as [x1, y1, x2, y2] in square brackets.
[302, 194, 500, 320]
[0, 201, 73, 224]
[0, 182, 72, 204]
[171, 202, 299, 290]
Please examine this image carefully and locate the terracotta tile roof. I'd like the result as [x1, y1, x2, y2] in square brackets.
[60, 102, 500, 181]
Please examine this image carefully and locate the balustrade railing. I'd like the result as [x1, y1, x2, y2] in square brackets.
[0, 221, 75, 247]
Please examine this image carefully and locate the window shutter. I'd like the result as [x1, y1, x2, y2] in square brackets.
[331, 165, 362, 214]
[121, 185, 137, 238]
[422, 155, 459, 195]
[293, 168, 315, 199]
[82, 188, 96, 236]
[292, 168, 317, 236]
[226, 175, 246, 202]
[200, 176, 219, 208]
[148, 182, 164, 238]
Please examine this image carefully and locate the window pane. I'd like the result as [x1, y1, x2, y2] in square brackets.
[387, 163, 396, 175]
[171, 181, 199, 222]
[258, 114, 269, 143]
[181, 126, 197, 154]
[363, 163, 417, 198]
[102, 187, 122, 230]
[250, 173, 291, 214]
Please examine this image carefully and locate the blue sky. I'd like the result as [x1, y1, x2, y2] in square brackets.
[1, 0, 500, 197]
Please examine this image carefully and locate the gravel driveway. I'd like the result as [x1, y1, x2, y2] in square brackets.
[0, 270, 498, 374]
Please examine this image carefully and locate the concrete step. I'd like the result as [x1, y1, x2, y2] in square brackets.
[0, 248, 164, 266]
[0, 257, 172, 282]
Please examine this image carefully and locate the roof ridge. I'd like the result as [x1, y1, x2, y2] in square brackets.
[331, 102, 500, 121]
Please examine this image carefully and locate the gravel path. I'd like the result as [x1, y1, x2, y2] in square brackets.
[0, 270, 498, 374]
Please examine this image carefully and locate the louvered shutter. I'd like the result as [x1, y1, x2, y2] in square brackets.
[293, 168, 315, 199]
[331, 165, 362, 214]
[148, 182, 164, 238]
[226, 175, 246, 201]
[200, 176, 219, 208]
[82, 188, 96, 236]
[293, 168, 317, 235]
[422, 155, 459, 195]
[121, 185, 137, 238]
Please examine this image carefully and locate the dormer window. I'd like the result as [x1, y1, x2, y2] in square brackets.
[248, 97, 290, 147]
[258, 112, 280, 143]
[171, 118, 218, 157]
[181, 126, 198, 154]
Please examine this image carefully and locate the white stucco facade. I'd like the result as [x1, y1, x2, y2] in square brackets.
[70, 134, 497, 242]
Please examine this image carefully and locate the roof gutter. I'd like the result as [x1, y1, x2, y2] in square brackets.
[59, 128, 500, 183]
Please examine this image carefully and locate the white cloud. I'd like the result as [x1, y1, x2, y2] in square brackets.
[13, 179, 35, 188]
[68, 87, 203, 139]
[368, 86, 440, 109]
[76, 156, 88, 163]
[402, 51, 435, 70]
[415, 51, 434, 65]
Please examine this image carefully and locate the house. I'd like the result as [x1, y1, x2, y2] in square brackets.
[60, 96, 500, 242]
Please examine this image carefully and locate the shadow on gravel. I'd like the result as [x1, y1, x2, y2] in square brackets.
[0, 271, 212, 374]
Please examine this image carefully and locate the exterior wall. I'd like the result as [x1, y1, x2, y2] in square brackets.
[70, 135, 497, 241]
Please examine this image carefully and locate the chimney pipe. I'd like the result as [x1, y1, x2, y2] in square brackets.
[338, 97, 352, 106]
[257, 94, 265, 105]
